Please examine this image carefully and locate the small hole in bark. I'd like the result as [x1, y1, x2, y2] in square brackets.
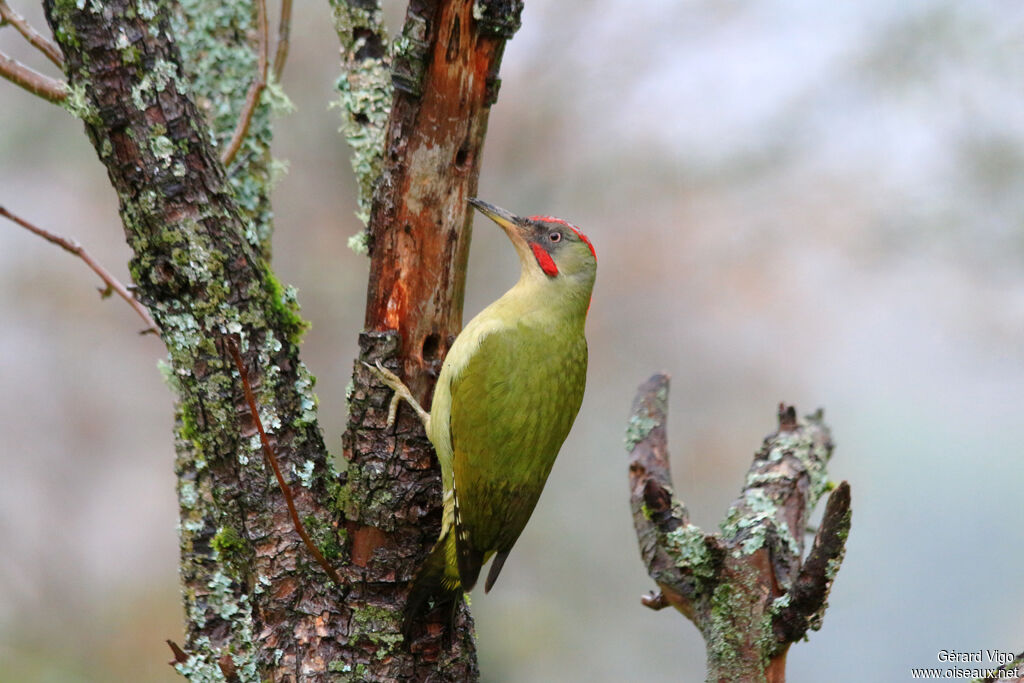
[422, 333, 441, 361]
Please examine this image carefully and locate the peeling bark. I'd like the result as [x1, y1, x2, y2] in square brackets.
[364, 0, 517, 395]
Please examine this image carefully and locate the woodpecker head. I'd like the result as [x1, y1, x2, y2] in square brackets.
[468, 198, 597, 287]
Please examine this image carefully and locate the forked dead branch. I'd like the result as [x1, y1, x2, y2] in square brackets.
[626, 374, 851, 682]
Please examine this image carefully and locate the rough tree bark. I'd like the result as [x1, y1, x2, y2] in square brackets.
[626, 374, 852, 683]
[38, 0, 521, 680]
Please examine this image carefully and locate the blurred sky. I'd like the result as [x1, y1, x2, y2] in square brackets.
[2, 1, 1024, 681]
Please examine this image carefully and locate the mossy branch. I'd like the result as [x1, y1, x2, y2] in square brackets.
[329, 0, 392, 229]
[219, 0, 269, 168]
[626, 375, 852, 682]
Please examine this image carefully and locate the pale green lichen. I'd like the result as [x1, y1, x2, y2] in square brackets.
[663, 522, 715, 582]
[295, 459, 316, 487]
[176, 572, 259, 682]
[151, 133, 175, 163]
[349, 605, 403, 656]
[703, 570, 777, 680]
[252, 574, 271, 595]
[173, 641, 227, 683]
[624, 414, 658, 451]
[347, 229, 370, 256]
[720, 488, 800, 558]
[182, 518, 205, 533]
[130, 57, 179, 110]
[762, 419, 832, 515]
[330, 0, 392, 238]
[180, 480, 199, 508]
[138, 0, 158, 20]
[61, 81, 97, 121]
[172, 0, 291, 256]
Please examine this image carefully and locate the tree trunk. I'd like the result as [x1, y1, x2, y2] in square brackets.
[339, 0, 523, 662]
[43, 0, 521, 679]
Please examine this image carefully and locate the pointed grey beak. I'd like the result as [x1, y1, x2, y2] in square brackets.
[468, 197, 529, 248]
[468, 197, 521, 227]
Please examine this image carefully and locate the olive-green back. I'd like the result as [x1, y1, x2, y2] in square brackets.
[448, 320, 587, 562]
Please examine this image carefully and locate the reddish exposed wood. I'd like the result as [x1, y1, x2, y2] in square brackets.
[365, 0, 510, 404]
[349, 524, 389, 568]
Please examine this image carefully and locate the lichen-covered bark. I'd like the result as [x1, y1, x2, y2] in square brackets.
[627, 375, 852, 683]
[44, 1, 343, 680]
[329, 0, 392, 232]
[43, 0, 520, 679]
[171, 0, 287, 258]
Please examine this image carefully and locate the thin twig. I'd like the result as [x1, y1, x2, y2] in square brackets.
[0, 1, 63, 67]
[220, 0, 268, 167]
[226, 338, 344, 586]
[271, 0, 291, 82]
[0, 50, 66, 103]
[0, 206, 159, 334]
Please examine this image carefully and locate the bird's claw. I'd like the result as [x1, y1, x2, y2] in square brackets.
[363, 360, 401, 429]
[362, 360, 430, 432]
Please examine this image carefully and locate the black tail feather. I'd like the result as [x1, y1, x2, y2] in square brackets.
[455, 541, 485, 592]
[484, 550, 510, 593]
[402, 540, 461, 643]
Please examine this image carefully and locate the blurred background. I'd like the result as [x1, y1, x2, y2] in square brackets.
[3, 0, 1024, 680]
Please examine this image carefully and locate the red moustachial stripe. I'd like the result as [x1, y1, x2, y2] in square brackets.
[529, 215, 597, 261]
[530, 243, 559, 277]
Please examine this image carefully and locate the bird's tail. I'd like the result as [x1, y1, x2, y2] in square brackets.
[402, 525, 462, 640]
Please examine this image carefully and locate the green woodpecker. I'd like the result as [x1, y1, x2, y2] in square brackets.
[370, 197, 597, 636]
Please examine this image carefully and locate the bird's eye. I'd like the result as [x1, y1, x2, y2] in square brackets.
[549, 231, 562, 243]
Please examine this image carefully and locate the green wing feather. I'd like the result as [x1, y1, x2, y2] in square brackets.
[447, 321, 587, 591]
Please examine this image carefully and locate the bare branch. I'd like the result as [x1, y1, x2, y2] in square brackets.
[225, 338, 345, 588]
[0, 50, 66, 103]
[271, 0, 291, 82]
[219, 0, 268, 167]
[0, 1, 63, 67]
[0, 206, 158, 334]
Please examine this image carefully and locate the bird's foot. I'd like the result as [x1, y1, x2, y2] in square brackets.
[363, 360, 431, 432]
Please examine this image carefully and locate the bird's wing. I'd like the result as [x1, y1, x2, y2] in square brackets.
[447, 322, 586, 590]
